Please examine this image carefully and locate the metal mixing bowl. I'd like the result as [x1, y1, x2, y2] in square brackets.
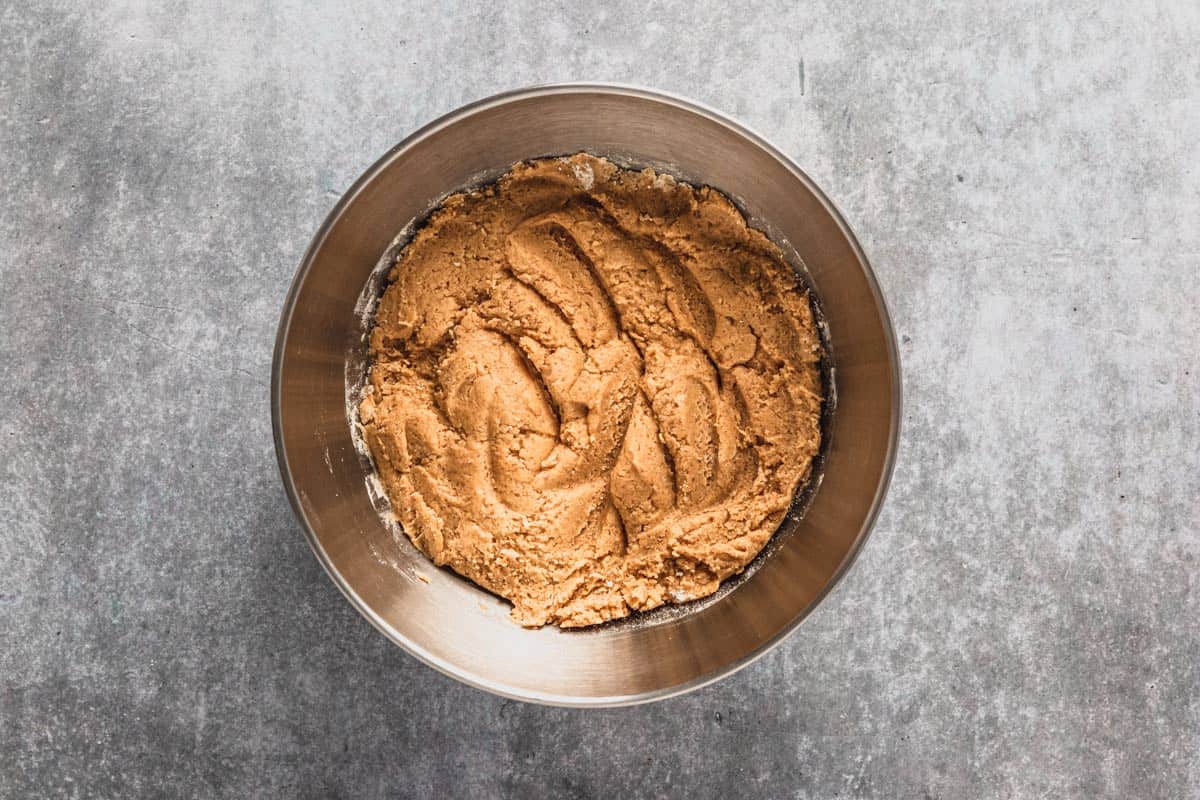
[272, 84, 900, 706]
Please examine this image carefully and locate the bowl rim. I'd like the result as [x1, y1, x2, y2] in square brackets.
[271, 82, 902, 707]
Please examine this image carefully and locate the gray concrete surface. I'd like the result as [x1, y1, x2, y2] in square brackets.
[2, 1, 1198, 797]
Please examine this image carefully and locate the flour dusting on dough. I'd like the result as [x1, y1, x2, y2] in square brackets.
[570, 159, 594, 189]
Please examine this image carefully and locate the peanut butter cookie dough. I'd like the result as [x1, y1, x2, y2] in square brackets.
[358, 154, 824, 628]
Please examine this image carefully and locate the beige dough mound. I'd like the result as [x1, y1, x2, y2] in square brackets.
[358, 154, 824, 628]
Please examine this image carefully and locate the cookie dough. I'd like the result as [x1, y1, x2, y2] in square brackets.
[358, 154, 824, 628]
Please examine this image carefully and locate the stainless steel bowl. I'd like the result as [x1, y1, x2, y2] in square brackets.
[272, 84, 900, 706]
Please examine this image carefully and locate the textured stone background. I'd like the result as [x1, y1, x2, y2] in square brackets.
[2, 1, 1198, 797]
